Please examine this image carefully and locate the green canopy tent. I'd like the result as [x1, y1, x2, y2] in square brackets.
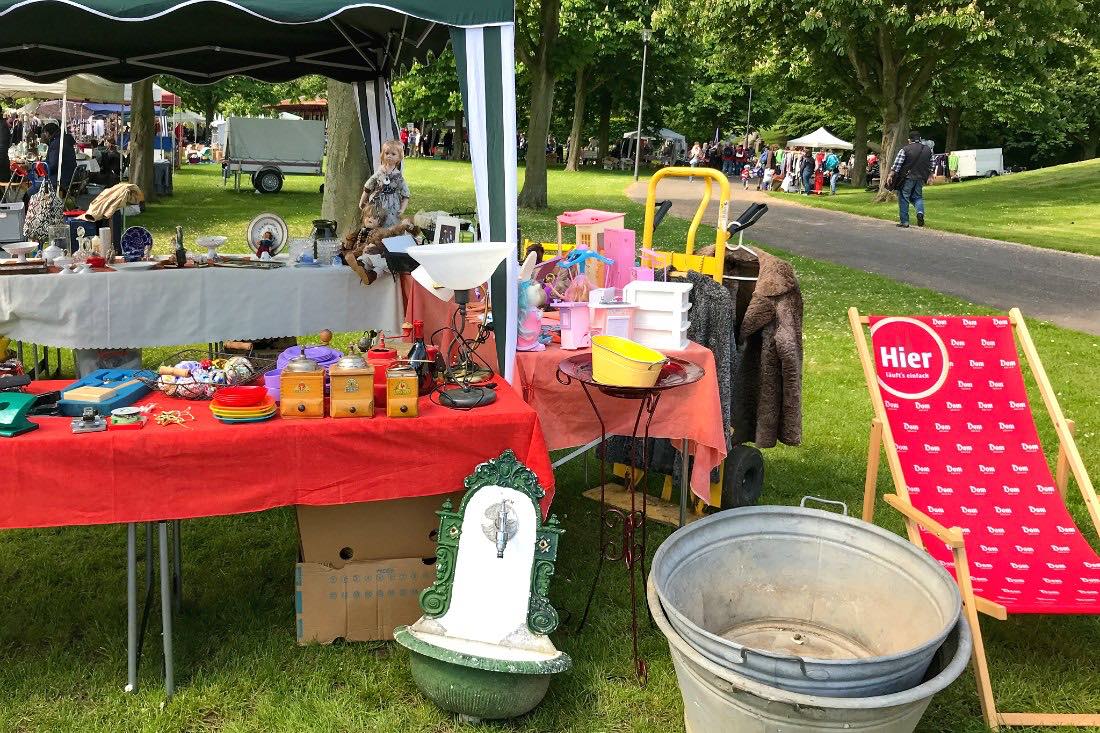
[0, 0, 519, 381]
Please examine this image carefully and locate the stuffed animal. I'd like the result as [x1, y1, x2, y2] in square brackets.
[340, 215, 421, 287]
[517, 252, 548, 352]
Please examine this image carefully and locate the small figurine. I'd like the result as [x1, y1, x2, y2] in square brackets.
[517, 253, 548, 352]
[360, 139, 410, 227]
[256, 230, 275, 259]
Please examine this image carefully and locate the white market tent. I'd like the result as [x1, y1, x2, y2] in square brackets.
[786, 127, 853, 150]
[0, 73, 127, 184]
[0, 73, 125, 102]
[623, 128, 687, 159]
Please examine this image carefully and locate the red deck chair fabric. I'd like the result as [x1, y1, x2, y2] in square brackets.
[867, 315, 1100, 614]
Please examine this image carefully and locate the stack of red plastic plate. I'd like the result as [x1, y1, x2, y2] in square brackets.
[211, 385, 268, 408]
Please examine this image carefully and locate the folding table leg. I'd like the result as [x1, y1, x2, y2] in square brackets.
[158, 522, 175, 698]
[145, 523, 153, 593]
[172, 520, 182, 613]
[125, 523, 138, 693]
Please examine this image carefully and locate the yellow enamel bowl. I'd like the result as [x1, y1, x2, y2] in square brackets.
[591, 335, 667, 388]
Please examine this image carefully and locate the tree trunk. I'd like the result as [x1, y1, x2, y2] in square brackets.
[945, 106, 962, 154]
[564, 66, 587, 172]
[321, 81, 371, 239]
[597, 93, 611, 161]
[1082, 129, 1098, 160]
[518, 63, 556, 209]
[875, 103, 909, 201]
[851, 107, 869, 188]
[454, 109, 464, 161]
[129, 79, 156, 203]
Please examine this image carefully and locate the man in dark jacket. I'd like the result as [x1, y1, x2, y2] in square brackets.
[888, 130, 933, 228]
[43, 122, 76, 195]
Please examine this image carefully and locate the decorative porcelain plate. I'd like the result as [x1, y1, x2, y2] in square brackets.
[110, 261, 158, 272]
[119, 226, 153, 262]
[246, 213, 289, 257]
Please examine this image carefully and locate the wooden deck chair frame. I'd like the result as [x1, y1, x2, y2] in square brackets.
[849, 306, 1100, 730]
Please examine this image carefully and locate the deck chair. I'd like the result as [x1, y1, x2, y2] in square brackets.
[849, 307, 1100, 730]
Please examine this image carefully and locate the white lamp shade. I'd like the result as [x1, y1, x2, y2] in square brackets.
[407, 242, 513, 291]
[410, 264, 455, 302]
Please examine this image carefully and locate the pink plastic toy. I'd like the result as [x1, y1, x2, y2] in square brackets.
[602, 228, 636, 291]
[551, 301, 591, 350]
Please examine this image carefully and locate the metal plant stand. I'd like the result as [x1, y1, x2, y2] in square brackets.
[557, 354, 704, 683]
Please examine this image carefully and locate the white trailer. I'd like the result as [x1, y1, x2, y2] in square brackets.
[221, 117, 325, 193]
[952, 148, 1004, 179]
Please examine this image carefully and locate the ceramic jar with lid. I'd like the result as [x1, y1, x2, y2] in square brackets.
[280, 348, 325, 418]
[330, 352, 374, 418]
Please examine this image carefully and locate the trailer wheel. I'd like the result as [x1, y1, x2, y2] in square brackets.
[719, 445, 765, 509]
[253, 167, 283, 194]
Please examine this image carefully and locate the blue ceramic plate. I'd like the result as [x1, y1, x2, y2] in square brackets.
[214, 413, 277, 424]
[120, 226, 153, 262]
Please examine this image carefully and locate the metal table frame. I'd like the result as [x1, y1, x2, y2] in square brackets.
[557, 355, 703, 684]
[125, 519, 182, 697]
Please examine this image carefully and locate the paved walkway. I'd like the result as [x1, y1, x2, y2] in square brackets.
[625, 179, 1100, 335]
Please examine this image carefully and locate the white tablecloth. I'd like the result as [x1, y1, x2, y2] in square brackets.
[0, 265, 402, 349]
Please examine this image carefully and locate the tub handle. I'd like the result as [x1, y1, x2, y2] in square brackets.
[736, 647, 831, 681]
[800, 496, 849, 516]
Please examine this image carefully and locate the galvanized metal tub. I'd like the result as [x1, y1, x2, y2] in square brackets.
[650, 578, 973, 732]
[651, 504, 961, 697]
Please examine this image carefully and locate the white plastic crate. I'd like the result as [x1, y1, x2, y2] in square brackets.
[623, 281, 693, 311]
[633, 324, 690, 351]
[633, 304, 691, 331]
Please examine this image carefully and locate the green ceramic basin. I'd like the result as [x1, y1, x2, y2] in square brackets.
[394, 626, 571, 720]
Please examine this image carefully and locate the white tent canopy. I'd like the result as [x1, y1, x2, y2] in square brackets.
[623, 127, 686, 144]
[0, 73, 125, 102]
[786, 127, 853, 150]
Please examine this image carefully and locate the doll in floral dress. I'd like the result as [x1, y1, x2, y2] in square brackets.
[359, 139, 410, 228]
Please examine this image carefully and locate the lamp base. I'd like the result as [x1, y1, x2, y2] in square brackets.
[438, 385, 497, 409]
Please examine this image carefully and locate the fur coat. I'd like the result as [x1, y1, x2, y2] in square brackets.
[701, 245, 803, 448]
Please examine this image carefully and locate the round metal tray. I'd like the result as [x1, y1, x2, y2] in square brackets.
[557, 353, 704, 398]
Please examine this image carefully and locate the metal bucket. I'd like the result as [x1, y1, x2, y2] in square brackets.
[650, 579, 973, 732]
[650, 502, 961, 697]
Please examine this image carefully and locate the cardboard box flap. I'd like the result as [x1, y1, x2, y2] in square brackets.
[296, 492, 462, 566]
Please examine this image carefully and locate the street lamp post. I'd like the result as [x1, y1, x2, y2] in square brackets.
[743, 84, 753, 153]
[632, 28, 652, 182]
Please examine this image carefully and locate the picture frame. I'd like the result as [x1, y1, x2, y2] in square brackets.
[433, 216, 462, 245]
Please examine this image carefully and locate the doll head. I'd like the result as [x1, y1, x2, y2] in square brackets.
[361, 200, 387, 229]
[379, 139, 404, 170]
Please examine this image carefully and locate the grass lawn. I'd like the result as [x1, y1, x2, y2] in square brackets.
[772, 158, 1100, 257]
[3, 161, 1099, 732]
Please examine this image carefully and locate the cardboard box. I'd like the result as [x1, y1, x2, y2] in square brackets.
[295, 558, 435, 644]
[296, 493, 462, 566]
[294, 494, 460, 644]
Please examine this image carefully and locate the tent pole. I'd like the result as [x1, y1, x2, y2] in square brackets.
[58, 90, 67, 189]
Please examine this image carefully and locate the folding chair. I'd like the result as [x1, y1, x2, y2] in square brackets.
[849, 307, 1100, 729]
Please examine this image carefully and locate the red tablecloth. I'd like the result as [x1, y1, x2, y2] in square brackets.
[515, 341, 726, 500]
[1, 381, 553, 530]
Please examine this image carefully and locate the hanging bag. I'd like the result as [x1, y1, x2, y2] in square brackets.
[23, 162, 64, 243]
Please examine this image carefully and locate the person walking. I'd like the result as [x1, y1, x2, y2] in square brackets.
[688, 141, 702, 181]
[799, 148, 815, 196]
[888, 131, 934, 228]
[824, 148, 841, 195]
